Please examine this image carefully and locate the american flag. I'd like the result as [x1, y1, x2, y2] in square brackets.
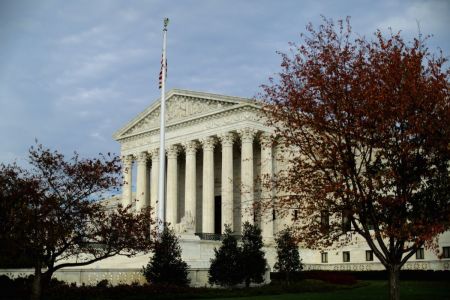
[159, 56, 167, 89]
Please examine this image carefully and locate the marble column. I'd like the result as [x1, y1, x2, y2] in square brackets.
[239, 128, 257, 226]
[122, 155, 133, 208]
[260, 133, 274, 240]
[166, 145, 179, 226]
[219, 132, 234, 233]
[150, 149, 159, 218]
[183, 140, 198, 228]
[201, 136, 216, 233]
[136, 152, 148, 212]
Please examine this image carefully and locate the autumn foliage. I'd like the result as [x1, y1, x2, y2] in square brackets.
[261, 17, 449, 300]
[0, 143, 154, 300]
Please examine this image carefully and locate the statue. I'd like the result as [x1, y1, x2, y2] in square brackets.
[174, 211, 195, 234]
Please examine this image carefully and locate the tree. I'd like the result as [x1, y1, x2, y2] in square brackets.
[0, 143, 154, 300]
[241, 222, 267, 287]
[274, 228, 303, 285]
[261, 17, 450, 300]
[208, 225, 243, 287]
[143, 225, 190, 286]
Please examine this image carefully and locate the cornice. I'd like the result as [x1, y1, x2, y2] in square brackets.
[116, 103, 263, 144]
[113, 89, 259, 140]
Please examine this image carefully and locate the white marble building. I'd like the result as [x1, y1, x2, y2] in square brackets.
[114, 89, 278, 239]
[112, 88, 450, 273]
[5, 89, 447, 286]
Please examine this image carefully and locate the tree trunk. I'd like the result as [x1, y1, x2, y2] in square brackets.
[245, 277, 250, 288]
[31, 262, 42, 300]
[286, 271, 290, 286]
[42, 270, 53, 289]
[388, 266, 400, 300]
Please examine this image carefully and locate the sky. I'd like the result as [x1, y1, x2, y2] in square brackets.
[1, 0, 449, 166]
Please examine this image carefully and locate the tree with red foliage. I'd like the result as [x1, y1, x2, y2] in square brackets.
[261, 17, 449, 300]
[0, 143, 154, 300]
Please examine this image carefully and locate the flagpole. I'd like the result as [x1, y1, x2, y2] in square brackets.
[158, 18, 169, 233]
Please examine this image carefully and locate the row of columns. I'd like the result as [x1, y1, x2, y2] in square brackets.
[121, 128, 274, 238]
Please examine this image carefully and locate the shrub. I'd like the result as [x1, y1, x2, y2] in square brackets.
[241, 222, 267, 287]
[273, 228, 303, 285]
[143, 225, 190, 286]
[96, 279, 109, 288]
[208, 225, 243, 287]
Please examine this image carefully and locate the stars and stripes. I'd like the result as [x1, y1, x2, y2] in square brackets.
[158, 56, 167, 89]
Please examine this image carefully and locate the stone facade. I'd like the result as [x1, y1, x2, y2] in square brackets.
[111, 89, 450, 278]
[6, 89, 444, 287]
[114, 89, 275, 238]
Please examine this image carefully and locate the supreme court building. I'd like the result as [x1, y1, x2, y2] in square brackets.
[114, 89, 278, 239]
[3, 89, 448, 286]
[112, 88, 450, 275]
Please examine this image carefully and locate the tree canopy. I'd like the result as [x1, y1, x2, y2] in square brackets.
[261, 17, 449, 300]
[0, 143, 154, 300]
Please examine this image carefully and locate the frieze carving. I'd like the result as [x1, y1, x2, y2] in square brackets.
[204, 109, 261, 129]
[123, 96, 235, 136]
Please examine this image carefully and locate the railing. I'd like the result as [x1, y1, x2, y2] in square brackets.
[195, 233, 223, 240]
[194, 233, 242, 241]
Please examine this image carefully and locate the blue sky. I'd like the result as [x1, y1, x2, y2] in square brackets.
[1, 0, 449, 165]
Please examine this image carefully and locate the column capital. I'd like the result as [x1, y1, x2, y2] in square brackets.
[167, 144, 180, 159]
[136, 152, 148, 164]
[182, 140, 199, 155]
[238, 127, 257, 143]
[150, 148, 160, 160]
[260, 132, 273, 149]
[122, 155, 134, 165]
[218, 132, 235, 147]
[200, 136, 216, 151]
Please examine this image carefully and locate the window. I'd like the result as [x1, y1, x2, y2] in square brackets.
[416, 248, 424, 260]
[342, 211, 351, 232]
[443, 247, 450, 259]
[366, 250, 374, 261]
[321, 252, 328, 263]
[321, 210, 329, 231]
[272, 209, 276, 221]
[343, 251, 350, 262]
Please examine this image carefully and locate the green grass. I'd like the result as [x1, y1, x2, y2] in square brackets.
[211, 281, 450, 300]
[9, 279, 445, 300]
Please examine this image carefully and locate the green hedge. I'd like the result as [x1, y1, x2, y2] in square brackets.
[271, 270, 450, 282]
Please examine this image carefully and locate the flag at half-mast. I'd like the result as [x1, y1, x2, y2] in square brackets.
[158, 56, 167, 89]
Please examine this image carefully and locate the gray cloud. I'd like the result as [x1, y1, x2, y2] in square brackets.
[0, 0, 448, 164]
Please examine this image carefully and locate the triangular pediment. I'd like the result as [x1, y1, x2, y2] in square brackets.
[114, 89, 254, 140]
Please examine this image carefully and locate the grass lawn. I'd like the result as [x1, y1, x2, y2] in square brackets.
[4, 279, 448, 300]
[212, 281, 450, 300]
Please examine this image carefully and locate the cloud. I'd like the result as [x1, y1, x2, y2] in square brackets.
[120, 9, 141, 23]
[89, 131, 106, 141]
[59, 26, 106, 45]
[55, 48, 149, 85]
[376, 0, 450, 35]
[57, 87, 120, 107]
